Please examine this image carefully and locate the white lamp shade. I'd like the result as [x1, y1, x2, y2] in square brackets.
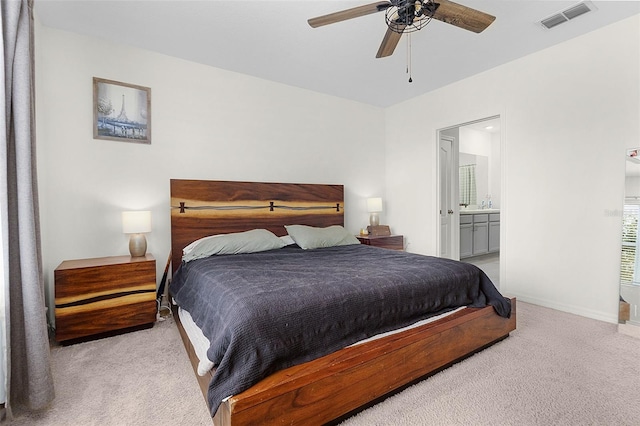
[122, 211, 151, 234]
[366, 197, 383, 213]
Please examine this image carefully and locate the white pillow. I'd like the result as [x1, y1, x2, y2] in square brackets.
[182, 229, 285, 263]
[284, 225, 360, 250]
[279, 235, 296, 246]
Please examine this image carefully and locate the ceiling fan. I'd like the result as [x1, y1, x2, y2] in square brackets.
[308, 0, 496, 59]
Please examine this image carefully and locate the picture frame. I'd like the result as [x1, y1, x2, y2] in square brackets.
[93, 77, 151, 144]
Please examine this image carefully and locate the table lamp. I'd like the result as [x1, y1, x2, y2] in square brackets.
[122, 210, 151, 257]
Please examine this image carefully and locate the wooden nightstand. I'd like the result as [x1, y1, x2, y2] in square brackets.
[54, 254, 157, 343]
[356, 235, 404, 251]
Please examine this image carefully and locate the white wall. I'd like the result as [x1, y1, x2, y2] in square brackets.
[625, 159, 640, 197]
[35, 15, 640, 325]
[385, 15, 639, 323]
[627, 176, 640, 198]
[490, 132, 501, 209]
[459, 127, 492, 157]
[35, 26, 386, 323]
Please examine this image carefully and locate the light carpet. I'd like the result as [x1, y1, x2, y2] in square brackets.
[10, 317, 211, 425]
[341, 302, 640, 426]
[9, 302, 640, 425]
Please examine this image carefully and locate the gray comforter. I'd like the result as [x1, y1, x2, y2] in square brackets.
[169, 244, 511, 415]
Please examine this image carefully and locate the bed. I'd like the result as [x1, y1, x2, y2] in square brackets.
[169, 179, 516, 425]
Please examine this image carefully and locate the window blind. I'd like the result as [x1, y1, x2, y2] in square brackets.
[620, 203, 640, 284]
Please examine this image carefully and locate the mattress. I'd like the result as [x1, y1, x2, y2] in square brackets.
[178, 307, 215, 375]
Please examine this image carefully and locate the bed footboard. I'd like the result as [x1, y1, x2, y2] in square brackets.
[175, 298, 516, 425]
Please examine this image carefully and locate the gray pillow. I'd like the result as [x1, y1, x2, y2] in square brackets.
[284, 225, 360, 250]
[182, 229, 285, 262]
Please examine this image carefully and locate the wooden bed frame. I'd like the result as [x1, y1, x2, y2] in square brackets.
[169, 179, 516, 425]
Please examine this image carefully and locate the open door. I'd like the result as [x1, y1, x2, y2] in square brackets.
[439, 134, 457, 259]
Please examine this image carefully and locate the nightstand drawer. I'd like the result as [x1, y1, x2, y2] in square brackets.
[356, 235, 404, 251]
[55, 254, 156, 342]
[55, 298, 157, 342]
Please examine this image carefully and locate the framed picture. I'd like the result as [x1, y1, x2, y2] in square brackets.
[93, 77, 151, 144]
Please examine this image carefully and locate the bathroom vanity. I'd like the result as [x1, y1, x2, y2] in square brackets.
[460, 209, 500, 259]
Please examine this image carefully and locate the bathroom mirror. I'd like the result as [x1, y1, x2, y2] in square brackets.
[619, 148, 640, 337]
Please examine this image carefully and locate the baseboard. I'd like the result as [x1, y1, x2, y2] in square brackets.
[506, 292, 618, 324]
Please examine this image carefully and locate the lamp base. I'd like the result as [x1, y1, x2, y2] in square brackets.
[369, 212, 380, 227]
[129, 233, 147, 257]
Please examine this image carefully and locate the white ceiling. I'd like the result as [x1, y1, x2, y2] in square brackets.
[34, 1, 639, 108]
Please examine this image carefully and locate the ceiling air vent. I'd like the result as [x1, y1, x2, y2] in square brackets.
[541, 14, 568, 29]
[540, 1, 595, 30]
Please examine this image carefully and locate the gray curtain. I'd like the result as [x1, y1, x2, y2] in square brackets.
[1, 0, 54, 417]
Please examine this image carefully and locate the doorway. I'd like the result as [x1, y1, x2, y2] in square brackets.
[619, 149, 640, 338]
[437, 116, 502, 287]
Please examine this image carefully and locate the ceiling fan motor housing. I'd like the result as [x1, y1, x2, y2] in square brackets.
[386, 0, 439, 33]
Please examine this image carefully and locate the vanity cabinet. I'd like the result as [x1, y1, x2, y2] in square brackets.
[471, 214, 489, 256]
[459, 215, 473, 258]
[460, 212, 499, 259]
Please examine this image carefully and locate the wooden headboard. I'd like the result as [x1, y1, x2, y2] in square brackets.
[170, 179, 344, 272]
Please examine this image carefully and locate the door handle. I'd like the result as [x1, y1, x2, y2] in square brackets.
[448, 209, 454, 214]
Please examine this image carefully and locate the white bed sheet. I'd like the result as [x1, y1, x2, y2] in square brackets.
[178, 307, 215, 375]
[178, 305, 465, 377]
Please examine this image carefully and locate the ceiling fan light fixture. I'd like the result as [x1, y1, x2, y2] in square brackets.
[385, 0, 437, 34]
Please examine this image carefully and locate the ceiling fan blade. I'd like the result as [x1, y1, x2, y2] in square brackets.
[376, 25, 406, 58]
[308, 1, 391, 28]
[432, 0, 496, 33]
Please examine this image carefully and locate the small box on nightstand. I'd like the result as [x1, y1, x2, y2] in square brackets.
[366, 225, 391, 236]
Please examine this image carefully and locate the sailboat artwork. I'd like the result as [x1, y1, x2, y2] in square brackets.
[93, 77, 151, 144]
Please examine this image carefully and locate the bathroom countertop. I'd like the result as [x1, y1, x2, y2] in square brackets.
[460, 208, 500, 214]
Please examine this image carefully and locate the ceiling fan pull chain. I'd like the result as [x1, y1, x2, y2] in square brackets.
[407, 33, 413, 83]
